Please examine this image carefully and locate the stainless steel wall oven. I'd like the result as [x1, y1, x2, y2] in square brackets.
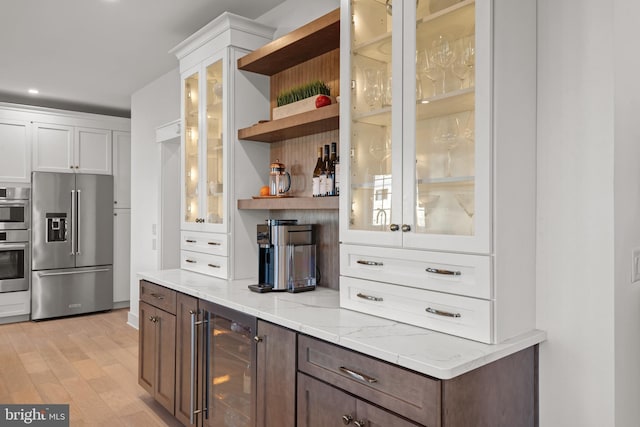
[0, 187, 30, 293]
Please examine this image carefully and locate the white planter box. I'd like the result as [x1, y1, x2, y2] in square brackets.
[272, 95, 336, 120]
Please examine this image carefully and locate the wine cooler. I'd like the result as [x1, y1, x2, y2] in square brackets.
[200, 301, 257, 427]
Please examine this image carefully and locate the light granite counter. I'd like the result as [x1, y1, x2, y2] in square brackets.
[137, 269, 546, 380]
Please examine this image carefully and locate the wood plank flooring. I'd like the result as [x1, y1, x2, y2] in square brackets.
[0, 309, 181, 426]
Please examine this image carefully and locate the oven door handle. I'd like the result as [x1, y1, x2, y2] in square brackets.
[36, 268, 110, 277]
[0, 243, 28, 250]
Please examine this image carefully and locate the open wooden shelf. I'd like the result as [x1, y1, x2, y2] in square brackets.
[237, 8, 340, 76]
[238, 103, 339, 142]
[237, 196, 339, 210]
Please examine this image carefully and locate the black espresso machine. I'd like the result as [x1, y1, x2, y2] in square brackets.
[249, 219, 317, 293]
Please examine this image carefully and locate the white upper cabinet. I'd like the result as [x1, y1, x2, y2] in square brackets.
[172, 13, 274, 278]
[33, 123, 112, 174]
[339, 0, 537, 343]
[0, 119, 31, 183]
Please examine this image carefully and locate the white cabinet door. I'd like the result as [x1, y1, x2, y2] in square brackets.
[75, 127, 112, 174]
[32, 123, 74, 173]
[113, 131, 131, 208]
[113, 209, 131, 304]
[0, 119, 30, 182]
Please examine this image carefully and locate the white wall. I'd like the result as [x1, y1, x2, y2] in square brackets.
[537, 0, 625, 425]
[613, 1, 640, 425]
[128, 68, 180, 328]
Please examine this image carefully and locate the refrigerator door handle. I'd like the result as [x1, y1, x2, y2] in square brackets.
[76, 189, 81, 255]
[37, 268, 111, 277]
[70, 190, 76, 255]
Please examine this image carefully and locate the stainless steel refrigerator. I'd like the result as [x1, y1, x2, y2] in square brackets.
[31, 171, 114, 320]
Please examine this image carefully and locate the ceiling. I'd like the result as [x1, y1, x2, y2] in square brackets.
[0, 0, 286, 117]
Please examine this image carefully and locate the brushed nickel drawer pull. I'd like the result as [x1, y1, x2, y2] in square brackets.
[207, 242, 221, 246]
[149, 292, 165, 300]
[357, 293, 383, 302]
[186, 259, 197, 264]
[207, 263, 220, 269]
[356, 260, 383, 266]
[426, 267, 461, 276]
[339, 366, 378, 384]
[426, 307, 461, 318]
[185, 239, 196, 243]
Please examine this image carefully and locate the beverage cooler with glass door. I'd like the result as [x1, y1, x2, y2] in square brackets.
[190, 301, 257, 427]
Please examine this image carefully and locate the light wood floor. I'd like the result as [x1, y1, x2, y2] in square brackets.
[0, 309, 181, 426]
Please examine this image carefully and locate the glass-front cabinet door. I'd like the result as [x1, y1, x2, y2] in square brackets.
[181, 52, 227, 232]
[341, 0, 489, 254]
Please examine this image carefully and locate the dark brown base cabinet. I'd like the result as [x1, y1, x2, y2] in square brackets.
[139, 280, 537, 427]
[256, 320, 297, 427]
[138, 281, 177, 415]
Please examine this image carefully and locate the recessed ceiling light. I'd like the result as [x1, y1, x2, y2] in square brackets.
[28, 89, 39, 95]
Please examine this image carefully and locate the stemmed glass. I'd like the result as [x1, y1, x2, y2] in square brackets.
[434, 116, 460, 177]
[455, 192, 475, 235]
[450, 39, 471, 89]
[417, 49, 444, 97]
[420, 194, 440, 231]
[463, 110, 475, 142]
[430, 35, 456, 94]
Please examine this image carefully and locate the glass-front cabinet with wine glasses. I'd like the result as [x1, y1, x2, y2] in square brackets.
[173, 13, 274, 279]
[182, 57, 225, 232]
[339, 0, 537, 344]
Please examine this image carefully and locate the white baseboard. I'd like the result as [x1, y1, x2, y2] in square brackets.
[127, 311, 139, 330]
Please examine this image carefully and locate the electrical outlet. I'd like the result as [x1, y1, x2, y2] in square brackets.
[632, 248, 640, 283]
[151, 223, 157, 236]
[152, 238, 157, 251]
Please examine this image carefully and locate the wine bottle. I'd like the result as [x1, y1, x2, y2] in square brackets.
[334, 155, 340, 196]
[319, 144, 330, 196]
[312, 146, 323, 197]
[328, 142, 337, 196]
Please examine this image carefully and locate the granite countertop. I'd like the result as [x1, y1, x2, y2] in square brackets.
[137, 269, 546, 380]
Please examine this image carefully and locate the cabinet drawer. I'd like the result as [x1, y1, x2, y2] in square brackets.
[180, 231, 228, 256]
[180, 250, 229, 279]
[341, 244, 492, 299]
[340, 276, 493, 343]
[139, 280, 176, 315]
[298, 335, 441, 427]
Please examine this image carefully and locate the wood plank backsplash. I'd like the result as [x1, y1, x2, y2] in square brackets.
[267, 128, 340, 289]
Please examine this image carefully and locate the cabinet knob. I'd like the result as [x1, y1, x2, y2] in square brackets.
[114, 200, 118, 204]
[354, 420, 367, 427]
[401, 224, 411, 232]
[69, 166, 74, 169]
[389, 224, 400, 232]
[254, 336, 263, 343]
[341, 415, 353, 425]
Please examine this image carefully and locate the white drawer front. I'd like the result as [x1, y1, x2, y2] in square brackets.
[181, 250, 228, 279]
[180, 231, 228, 256]
[340, 244, 491, 299]
[340, 276, 493, 343]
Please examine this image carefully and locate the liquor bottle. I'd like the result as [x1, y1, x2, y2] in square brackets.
[312, 146, 323, 197]
[328, 142, 337, 196]
[319, 144, 330, 196]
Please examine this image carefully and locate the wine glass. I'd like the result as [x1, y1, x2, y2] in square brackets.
[463, 110, 475, 142]
[430, 35, 456, 94]
[418, 49, 444, 97]
[455, 192, 475, 235]
[434, 116, 460, 177]
[450, 39, 470, 89]
[420, 194, 440, 231]
[363, 68, 382, 109]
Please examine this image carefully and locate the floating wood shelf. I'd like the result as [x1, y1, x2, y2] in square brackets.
[237, 8, 340, 76]
[237, 196, 339, 210]
[238, 103, 339, 142]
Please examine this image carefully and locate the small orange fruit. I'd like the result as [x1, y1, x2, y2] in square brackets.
[259, 185, 270, 196]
